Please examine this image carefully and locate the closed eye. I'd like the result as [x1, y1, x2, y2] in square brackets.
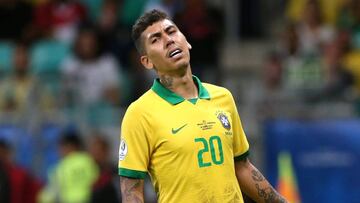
[168, 29, 176, 35]
[151, 38, 158, 44]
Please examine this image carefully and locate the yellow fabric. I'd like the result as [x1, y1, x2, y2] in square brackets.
[119, 80, 249, 203]
[0, 77, 34, 113]
[0, 76, 54, 114]
[286, 0, 345, 25]
[38, 152, 99, 203]
[342, 51, 360, 93]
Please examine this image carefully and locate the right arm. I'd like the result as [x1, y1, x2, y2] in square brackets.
[120, 176, 144, 203]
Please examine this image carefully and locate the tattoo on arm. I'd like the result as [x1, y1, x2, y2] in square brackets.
[159, 75, 173, 89]
[120, 177, 144, 203]
[251, 169, 287, 203]
[251, 169, 265, 182]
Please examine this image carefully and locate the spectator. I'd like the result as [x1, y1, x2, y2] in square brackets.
[95, 0, 128, 65]
[88, 134, 119, 203]
[318, 35, 353, 99]
[337, 0, 360, 50]
[0, 42, 54, 117]
[38, 130, 99, 203]
[296, 0, 335, 56]
[0, 139, 42, 203]
[61, 27, 123, 107]
[34, 0, 87, 44]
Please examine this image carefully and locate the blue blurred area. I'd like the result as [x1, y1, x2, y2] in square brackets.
[265, 120, 360, 203]
[0, 125, 34, 169]
[0, 123, 62, 180]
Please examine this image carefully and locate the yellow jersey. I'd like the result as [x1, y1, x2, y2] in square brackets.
[118, 76, 249, 203]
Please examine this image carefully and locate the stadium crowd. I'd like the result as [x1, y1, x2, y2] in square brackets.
[0, 0, 222, 202]
[0, 0, 359, 202]
[264, 0, 360, 115]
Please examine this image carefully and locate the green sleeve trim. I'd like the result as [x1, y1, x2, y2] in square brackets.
[234, 150, 250, 161]
[119, 168, 147, 179]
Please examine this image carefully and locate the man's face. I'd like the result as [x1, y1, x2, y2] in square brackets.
[140, 19, 192, 75]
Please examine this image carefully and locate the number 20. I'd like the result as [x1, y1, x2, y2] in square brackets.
[195, 136, 224, 167]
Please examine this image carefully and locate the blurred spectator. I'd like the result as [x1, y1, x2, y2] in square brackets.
[95, 0, 128, 64]
[88, 134, 119, 203]
[0, 139, 42, 203]
[318, 35, 354, 99]
[271, 0, 337, 97]
[0, 0, 34, 42]
[174, 0, 223, 81]
[38, 130, 99, 203]
[96, 0, 121, 55]
[61, 27, 123, 107]
[278, 22, 301, 58]
[337, 0, 360, 50]
[267, 0, 356, 101]
[296, 0, 335, 56]
[0, 42, 54, 117]
[286, 0, 344, 26]
[34, 0, 87, 44]
[264, 52, 283, 90]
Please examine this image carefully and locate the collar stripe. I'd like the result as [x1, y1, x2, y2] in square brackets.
[151, 75, 210, 105]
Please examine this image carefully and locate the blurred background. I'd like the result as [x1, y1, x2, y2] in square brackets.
[0, 0, 359, 202]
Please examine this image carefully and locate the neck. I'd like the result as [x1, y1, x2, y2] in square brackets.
[159, 69, 198, 99]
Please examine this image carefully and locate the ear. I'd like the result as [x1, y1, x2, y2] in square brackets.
[140, 55, 154, 70]
[187, 41, 192, 50]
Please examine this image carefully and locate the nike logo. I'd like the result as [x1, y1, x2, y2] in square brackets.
[171, 124, 187, 134]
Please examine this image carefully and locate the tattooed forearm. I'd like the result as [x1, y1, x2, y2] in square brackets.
[251, 169, 265, 182]
[120, 177, 144, 203]
[251, 169, 287, 203]
[159, 75, 173, 89]
[255, 183, 286, 203]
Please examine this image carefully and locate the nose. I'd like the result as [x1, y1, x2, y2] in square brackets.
[165, 34, 174, 48]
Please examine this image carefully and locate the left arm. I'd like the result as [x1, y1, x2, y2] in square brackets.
[235, 158, 288, 203]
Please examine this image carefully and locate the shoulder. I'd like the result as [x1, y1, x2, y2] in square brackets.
[202, 82, 233, 98]
[123, 90, 157, 118]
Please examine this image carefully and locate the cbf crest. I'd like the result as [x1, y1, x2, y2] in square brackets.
[216, 112, 231, 130]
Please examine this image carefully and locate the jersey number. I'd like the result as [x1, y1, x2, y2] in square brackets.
[195, 136, 224, 167]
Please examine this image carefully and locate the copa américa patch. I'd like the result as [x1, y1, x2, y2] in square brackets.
[119, 139, 128, 161]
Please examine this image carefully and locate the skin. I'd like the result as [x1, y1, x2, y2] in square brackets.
[139, 19, 198, 99]
[235, 158, 287, 203]
[120, 19, 288, 203]
[120, 178, 144, 203]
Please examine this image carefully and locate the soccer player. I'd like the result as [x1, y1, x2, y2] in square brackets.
[118, 9, 288, 203]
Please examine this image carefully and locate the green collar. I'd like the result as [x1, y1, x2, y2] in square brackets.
[151, 75, 210, 105]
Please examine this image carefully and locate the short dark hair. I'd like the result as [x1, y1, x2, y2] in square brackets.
[59, 130, 83, 149]
[132, 9, 168, 54]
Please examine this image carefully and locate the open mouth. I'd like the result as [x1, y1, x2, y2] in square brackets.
[168, 48, 182, 58]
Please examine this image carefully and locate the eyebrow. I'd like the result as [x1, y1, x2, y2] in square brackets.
[149, 32, 161, 41]
[148, 25, 176, 41]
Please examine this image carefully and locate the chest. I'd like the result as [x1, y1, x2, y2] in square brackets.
[150, 101, 234, 159]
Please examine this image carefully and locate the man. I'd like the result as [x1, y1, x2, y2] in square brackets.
[38, 131, 99, 203]
[118, 9, 287, 203]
